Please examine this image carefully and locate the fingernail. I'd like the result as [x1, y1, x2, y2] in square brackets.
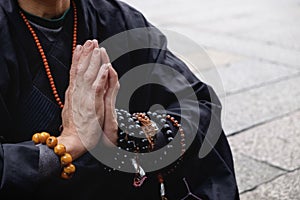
[85, 40, 92, 48]
[106, 63, 112, 68]
[104, 63, 110, 70]
[100, 47, 106, 52]
[75, 45, 82, 51]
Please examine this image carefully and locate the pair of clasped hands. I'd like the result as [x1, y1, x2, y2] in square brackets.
[58, 40, 120, 160]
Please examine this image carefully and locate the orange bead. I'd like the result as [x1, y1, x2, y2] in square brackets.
[61, 153, 73, 166]
[46, 136, 58, 148]
[61, 171, 72, 179]
[64, 163, 76, 174]
[19, 0, 78, 110]
[40, 132, 50, 144]
[32, 133, 41, 144]
[54, 144, 66, 156]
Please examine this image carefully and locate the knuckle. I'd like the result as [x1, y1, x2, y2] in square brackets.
[101, 73, 107, 80]
[94, 83, 105, 93]
[116, 82, 120, 90]
[83, 72, 93, 81]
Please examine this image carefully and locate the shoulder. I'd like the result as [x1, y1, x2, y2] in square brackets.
[0, 0, 15, 31]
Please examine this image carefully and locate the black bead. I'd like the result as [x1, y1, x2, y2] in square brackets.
[118, 131, 126, 139]
[166, 130, 173, 137]
[127, 140, 135, 148]
[163, 124, 170, 130]
[118, 139, 127, 148]
[128, 125, 135, 130]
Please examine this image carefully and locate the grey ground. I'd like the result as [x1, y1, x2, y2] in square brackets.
[122, 0, 300, 199]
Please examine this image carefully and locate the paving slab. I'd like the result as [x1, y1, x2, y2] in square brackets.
[228, 111, 300, 171]
[169, 27, 300, 69]
[200, 59, 299, 96]
[221, 76, 300, 135]
[240, 169, 300, 200]
[123, 0, 300, 69]
[239, 20, 300, 52]
[204, 49, 245, 68]
[232, 152, 285, 193]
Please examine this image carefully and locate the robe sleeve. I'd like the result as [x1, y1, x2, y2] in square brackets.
[0, 136, 60, 195]
[0, 30, 60, 194]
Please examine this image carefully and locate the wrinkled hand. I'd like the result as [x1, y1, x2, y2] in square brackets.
[58, 39, 114, 159]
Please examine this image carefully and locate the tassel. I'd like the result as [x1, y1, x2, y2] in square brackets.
[158, 174, 168, 200]
[131, 158, 147, 187]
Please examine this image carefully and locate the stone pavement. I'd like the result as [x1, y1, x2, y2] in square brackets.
[122, 0, 300, 199]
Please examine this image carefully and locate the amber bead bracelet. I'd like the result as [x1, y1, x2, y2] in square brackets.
[32, 132, 76, 179]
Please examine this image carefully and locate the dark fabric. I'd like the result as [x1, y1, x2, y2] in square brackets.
[0, 0, 239, 199]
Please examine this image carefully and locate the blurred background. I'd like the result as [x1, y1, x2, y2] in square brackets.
[122, 0, 300, 199]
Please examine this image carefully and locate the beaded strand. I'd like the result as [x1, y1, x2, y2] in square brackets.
[19, 0, 78, 108]
[115, 109, 186, 199]
[32, 132, 76, 179]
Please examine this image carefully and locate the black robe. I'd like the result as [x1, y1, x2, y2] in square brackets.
[0, 0, 239, 199]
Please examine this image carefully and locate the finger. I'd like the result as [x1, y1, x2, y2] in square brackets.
[104, 65, 120, 119]
[106, 65, 119, 100]
[69, 45, 83, 86]
[93, 63, 110, 95]
[65, 45, 83, 109]
[77, 40, 95, 75]
[94, 64, 110, 127]
[100, 47, 110, 64]
[92, 39, 99, 48]
[83, 48, 102, 84]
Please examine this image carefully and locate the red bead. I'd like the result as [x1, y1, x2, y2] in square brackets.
[157, 174, 164, 183]
[19, 1, 78, 109]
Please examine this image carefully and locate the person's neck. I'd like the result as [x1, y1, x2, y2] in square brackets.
[18, 0, 71, 19]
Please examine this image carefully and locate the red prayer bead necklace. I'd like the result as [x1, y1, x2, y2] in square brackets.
[19, 0, 78, 109]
